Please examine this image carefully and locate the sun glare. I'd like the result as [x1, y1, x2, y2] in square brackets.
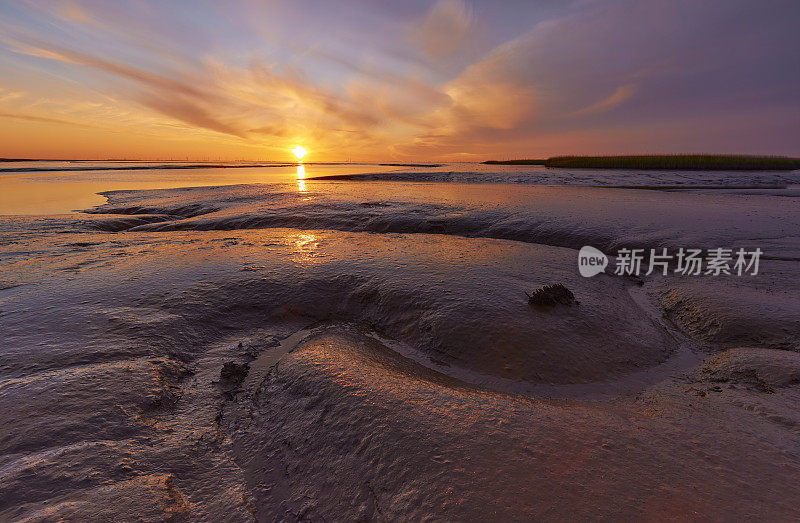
[292, 146, 307, 159]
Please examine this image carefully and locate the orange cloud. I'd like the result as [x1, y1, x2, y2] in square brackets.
[411, 0, 474, 58]
[569, 84, 637, 117]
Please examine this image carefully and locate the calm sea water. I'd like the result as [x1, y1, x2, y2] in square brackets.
[2, 160, 799, 215]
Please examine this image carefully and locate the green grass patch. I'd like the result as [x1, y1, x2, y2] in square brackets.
[543, 155, 800, 170]
[482, 155, 800, 170]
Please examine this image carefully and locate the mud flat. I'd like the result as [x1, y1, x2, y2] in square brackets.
[2, 177, 800, 519]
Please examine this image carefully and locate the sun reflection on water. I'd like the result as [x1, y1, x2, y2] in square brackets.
[297, 164, 306, 192]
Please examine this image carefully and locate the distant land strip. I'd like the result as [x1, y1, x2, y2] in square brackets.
[484, 155, 800, 170]
[483, 159, 546, 165]
[0, 163, 294, 173]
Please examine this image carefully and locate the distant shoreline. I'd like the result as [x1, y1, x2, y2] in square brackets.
[0, 163, 294, 173]
[483, 155, 800, 170]
[484, 159, 547, 165]
[0, 161, 442, 174]
[3, 156, 798, 171]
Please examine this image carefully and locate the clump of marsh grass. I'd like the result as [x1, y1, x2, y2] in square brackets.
[482, 155, 800, 170]
[219, 361, 249, 389]
[527, 283, 576, 307]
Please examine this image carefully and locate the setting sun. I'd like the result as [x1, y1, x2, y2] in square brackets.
[292, 146, 307, 159]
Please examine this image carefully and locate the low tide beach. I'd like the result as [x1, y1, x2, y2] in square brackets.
[2, 162, 800, 519]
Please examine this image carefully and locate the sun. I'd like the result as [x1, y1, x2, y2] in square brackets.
[292, 146, 307, 160]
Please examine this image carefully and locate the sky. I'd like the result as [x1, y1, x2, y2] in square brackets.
[0, 0, 798, 161]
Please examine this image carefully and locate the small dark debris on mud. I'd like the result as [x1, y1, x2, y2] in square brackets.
[527, 283, 576, 307]
[220, 361, 250, 389]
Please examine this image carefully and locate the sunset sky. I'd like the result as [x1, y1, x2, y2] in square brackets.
[0, 0, 798, 162]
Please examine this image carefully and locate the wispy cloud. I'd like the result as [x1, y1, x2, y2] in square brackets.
[411, 0, 475, 58]
[568, 84, 637, 117]
[0, 111, 93, 128]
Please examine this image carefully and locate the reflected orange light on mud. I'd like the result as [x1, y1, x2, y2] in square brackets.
[292, 232, 319, 264]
